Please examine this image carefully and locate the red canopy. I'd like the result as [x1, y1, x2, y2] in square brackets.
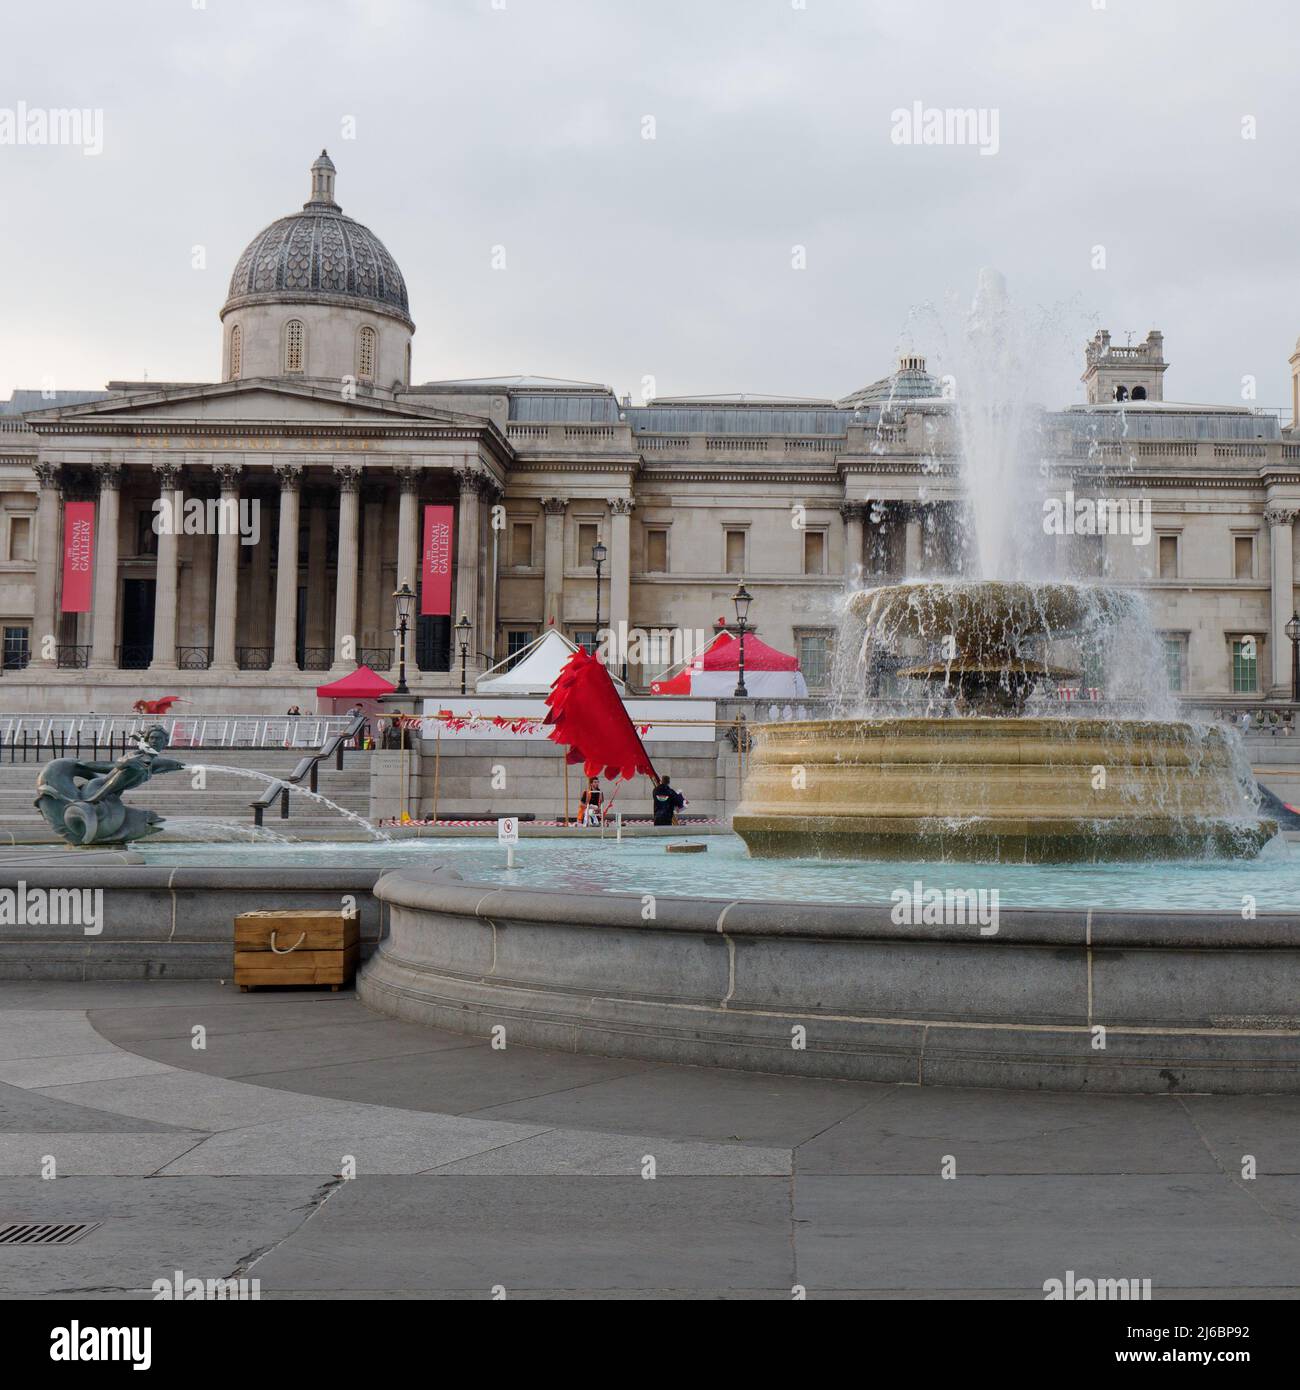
[545, 647, 657, 782]
[648, 668, 692, 695]
[315, 665, 396, 699]
[699, 631, 799, 672]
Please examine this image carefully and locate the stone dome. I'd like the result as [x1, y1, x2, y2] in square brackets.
[222, 151, 412, 329]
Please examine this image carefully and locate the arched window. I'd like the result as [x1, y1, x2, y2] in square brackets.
[1131, 385, 1147, 401]
[357, 326, 376, 381]
[229, 324, 242, 380]
[284, 319, 305, 373]
[1113, 384, 1128, 402]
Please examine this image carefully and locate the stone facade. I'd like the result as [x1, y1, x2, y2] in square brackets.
[0, 154, 1297, 712]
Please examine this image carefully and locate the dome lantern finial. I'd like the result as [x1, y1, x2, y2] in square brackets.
[306, 149, 338, 210]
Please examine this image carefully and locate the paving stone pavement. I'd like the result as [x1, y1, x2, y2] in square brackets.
[0, 981, 1296, 1299]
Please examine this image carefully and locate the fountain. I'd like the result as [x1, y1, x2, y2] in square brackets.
[734, 272, 1277, 863]
[732, 578, 1275, 861]
[34, 725, 185, 847]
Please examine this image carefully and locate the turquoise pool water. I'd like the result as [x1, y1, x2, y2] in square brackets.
[137, 832, 1300, 912]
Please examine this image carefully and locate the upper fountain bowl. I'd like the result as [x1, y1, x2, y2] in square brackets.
[847, 580, 1140, 647]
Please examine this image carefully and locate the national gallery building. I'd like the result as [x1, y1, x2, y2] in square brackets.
[1, 152, 1299, 713]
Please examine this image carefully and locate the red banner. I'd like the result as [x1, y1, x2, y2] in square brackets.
[61, 501, 95, 613]
[421, 504, 454, 616]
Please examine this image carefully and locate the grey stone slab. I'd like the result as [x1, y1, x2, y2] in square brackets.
[469, 1063, 883, 1145]
[0, 1080, 192, 1135]
[157, 1110, 549, 1176]
[793, 1174, 1300, 1292]
[428, 1127, 791, 1177]
[796, 1085, 1219, 1175]
[34, 1071, 359, 1132]
[0, 1010, 119, 1061]
[1240, 1175, 1300, 1222]
[0, 981, 345, 1012]
[0, 1175, 324, 1296]
[241, 1044, 653, 1115]
[0, 1052, 175, 1089]
[1180, 1095, 1300, 1175]
[0, 1133, 204, 1176]
[88, 995, 380, 1044]
[249, 1175, 794, 1293]
[110, 1019, 477, 1079]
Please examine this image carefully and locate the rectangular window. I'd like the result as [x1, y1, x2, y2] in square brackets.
[510, 522, 532, 568]
[1232, 638, 1258, 694]
[725, 529, 746, 574]
[1162, 636, 1186, 693]
[798, 633, 830, 688]
[572, 628, 597, 655]
[3, 626, 30, 670]
[136, 510, 158, 556]
[803, 530, 826, 575]
[645, 528, 668, 573]
[1233, 535, 1254, 579]
[505, 629, 534, 668]
[577, 523, 598, 567]
[1158, 534, 1178, 579]
[7, 515, 32, 562]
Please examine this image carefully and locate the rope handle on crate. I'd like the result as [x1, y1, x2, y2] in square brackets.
[270, 931, 307, 955]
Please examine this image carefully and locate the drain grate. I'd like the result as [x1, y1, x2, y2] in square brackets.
[0, 1222, 100, 1246]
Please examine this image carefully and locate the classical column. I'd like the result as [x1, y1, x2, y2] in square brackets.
[395, 467, 420, 628]
[150, 461, 183, 670]
[188, 488, 215, 661]
[271, 464, 302, 673]
[841, 501, 867, 586]
[541, 497, 567, 628]
[361, 489, 383, 658]
[31, 463, 62, 666]
[332, 465, 363, 669]
[248, 486, 272, 649]
[302, 489, 328, 655]
[89, 462, 122, 668]
[210, 461, 242, 671]
[904, 505, 925, 577]
[1266, 506, 1298, 695]
[608, 497, 633, 664]
[455, 465, 483, 652]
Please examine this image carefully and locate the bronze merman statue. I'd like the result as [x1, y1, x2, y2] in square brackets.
[35, 725, 185, 847]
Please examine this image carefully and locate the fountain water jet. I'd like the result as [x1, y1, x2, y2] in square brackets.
[733, 273, 1277, 863]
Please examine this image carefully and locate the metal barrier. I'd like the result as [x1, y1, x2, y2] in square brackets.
[249, 713, 367, 828]
[0, 714, 353, 757]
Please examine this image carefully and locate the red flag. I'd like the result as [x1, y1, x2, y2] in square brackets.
[61, 501, 95, 613]
[421, 505, 453, 615]
[544, 647, 657, 782]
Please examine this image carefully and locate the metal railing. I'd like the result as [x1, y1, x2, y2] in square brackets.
[177, 646, 213, 670]
[0, 714, 355, 756]
[56, 645, 90, 670]
[359, 647, 393, 669]
[299, 647, 333, 671]
[249, 713, 368, 828]
[237, 647, 273, 671]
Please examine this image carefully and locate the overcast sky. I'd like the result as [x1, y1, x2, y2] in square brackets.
[2, 0, 1298, 414]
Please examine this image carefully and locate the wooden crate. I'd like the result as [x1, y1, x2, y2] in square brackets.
[233, 909, 359, 992]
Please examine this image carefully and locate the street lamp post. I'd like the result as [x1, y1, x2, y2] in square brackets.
[455, 613, 473, 695]
[1286, 611, 1300, 703]
[592, 538, 607, 661]
[392, 581, 415, 697]
[732, 583, 752, 698]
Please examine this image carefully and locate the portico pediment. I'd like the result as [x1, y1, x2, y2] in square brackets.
[25, 377, 495, 433]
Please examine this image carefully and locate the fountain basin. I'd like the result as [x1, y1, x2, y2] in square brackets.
[733, 718, 1276, 861]
[360, 867, 1300, 1094]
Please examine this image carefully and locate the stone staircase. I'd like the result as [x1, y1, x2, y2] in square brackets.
[4, 747, 374, 839]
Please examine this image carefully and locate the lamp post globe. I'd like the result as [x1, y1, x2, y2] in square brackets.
[733, 583, 753, 699]
[455, 613, 473, 696]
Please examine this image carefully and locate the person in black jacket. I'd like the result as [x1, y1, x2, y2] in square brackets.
[651, 775, 686, 826]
